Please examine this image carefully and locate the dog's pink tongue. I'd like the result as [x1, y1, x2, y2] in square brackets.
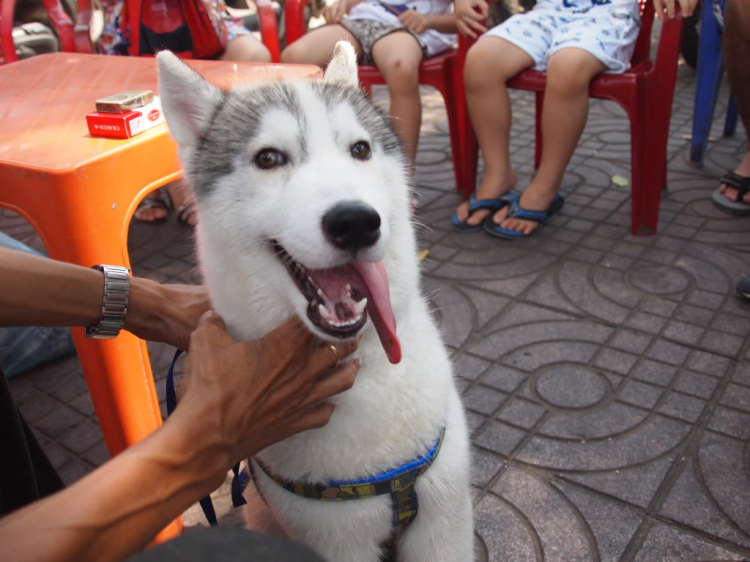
[351, 261, 401, 364]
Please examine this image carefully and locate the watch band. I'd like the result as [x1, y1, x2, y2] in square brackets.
[86, 265, 131, 340]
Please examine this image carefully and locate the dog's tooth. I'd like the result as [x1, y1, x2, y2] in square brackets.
[353, 298, 368, 315]
[317, 288, 324, 297]
[318, 304, 332, 320]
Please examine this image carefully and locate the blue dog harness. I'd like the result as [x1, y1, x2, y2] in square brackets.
[251, 428, 445, 528]
[167, 349, 444, 529]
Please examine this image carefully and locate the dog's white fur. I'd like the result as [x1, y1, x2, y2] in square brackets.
[157, 43, 473, 562]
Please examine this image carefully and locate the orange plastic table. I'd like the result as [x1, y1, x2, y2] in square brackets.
[0, 52, 320, 538]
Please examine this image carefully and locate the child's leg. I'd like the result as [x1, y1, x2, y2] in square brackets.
[491, 47, 605, 236]
[454, 37, 533, 226]
[370, 31, 425, 165]
[281, 25, 361, 67]
[221, 34, 272, 63]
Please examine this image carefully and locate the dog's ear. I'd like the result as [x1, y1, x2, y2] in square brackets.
[323, 41, 359, 87]
[157, 51, 224, 146]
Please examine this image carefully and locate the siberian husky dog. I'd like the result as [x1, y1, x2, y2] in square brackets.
[157, 42, 473, 562]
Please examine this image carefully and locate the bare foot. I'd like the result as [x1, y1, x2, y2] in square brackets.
[133, 191, 170, 223]
[454, 170, 517, 228]
[491, 184, 559, 237]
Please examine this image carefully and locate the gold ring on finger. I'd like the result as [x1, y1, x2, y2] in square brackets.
[328, 344, 340, 369]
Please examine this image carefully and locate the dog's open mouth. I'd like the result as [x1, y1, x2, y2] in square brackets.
[274, 242, 401, 364]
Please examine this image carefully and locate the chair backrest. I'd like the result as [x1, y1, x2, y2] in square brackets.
[631, 0, 654, 67]
[0, 0, 92, 64]
[0, 0, 15, 62]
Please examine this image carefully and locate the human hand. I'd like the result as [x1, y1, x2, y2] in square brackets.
[125, 280, 210, 351]
[653, 0, 696, 20]
[323, 0, 348, 24]
[171, 313, 360, 486]
[455, 0, 488, 38]
[399, 10, 430, 34]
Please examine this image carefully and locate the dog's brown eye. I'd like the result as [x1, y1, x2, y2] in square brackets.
[255, 149, 286, 169]
[351, 141, 371, 160]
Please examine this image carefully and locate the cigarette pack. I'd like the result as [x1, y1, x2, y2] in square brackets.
[86, 97, 166, 139]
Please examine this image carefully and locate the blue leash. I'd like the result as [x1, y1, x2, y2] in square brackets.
[166, 349, 248, 526]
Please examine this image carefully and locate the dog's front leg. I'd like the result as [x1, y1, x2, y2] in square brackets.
[396, 397, 475, 562]
[282, 494, 397, 562]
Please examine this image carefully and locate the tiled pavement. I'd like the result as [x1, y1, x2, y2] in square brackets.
[4, 43, 750, 561]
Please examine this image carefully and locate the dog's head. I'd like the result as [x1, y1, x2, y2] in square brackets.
[158, 42, 414, 364]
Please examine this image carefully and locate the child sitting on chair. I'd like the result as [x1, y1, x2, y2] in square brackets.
[452, 0, 642, 239]
[281, 0, 458, 167]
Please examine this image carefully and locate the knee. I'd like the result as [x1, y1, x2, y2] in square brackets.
[545, 52, 598, 96]
[280, 45, 297, 64]
[464, 40, 505, 91]
[253, 44, 272, 63]
[281, 42, 307, 64]
[380, 59, 420, 93]
[223, 35, 272, 62]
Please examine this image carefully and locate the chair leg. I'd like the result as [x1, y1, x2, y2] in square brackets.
[690, 0, 725, 166]
[630, 103, 668, 236]
[436, 61, 466, 196]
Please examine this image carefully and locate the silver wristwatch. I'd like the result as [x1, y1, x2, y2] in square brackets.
[85, 265, 131, 340]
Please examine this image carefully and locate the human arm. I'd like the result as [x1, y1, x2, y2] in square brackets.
[0, 246, 209, 351]
[653, 0, 696, 20]
[398, 10, 458, 34]
[454, 0, 488, 38]
[0, 313, 360, 562]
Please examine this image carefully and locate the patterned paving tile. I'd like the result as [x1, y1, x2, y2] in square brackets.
[3, 38, 750, 560]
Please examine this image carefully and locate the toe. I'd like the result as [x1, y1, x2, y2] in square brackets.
[455, 202, 469, 223]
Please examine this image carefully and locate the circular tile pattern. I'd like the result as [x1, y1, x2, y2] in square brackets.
[533, 364, 610, 410]
[627, 265, 692, 295]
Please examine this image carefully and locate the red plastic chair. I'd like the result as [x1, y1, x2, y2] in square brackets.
[284, 0, 470, 192]
[1, 0, 281, 64]
[457, 0, 685, 236]
[0, 0, 85, 63]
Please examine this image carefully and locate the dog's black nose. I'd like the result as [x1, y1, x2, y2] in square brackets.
[323, 202, 381, 252]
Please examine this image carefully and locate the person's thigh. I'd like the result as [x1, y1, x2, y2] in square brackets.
[483, 10, 554, 71]
[465, 35, 535, 83]
[370, 30, 423, 87]
[281, 24, 361, 66]
[548, 10, 639, 73]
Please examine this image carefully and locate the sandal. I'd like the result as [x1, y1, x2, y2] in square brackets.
[451, 194, 511, 233]
[133, 189, 171, 223]
[712, 171, 750, 215]
[177, 203, 198, 227]
[483, 192, 564, 240]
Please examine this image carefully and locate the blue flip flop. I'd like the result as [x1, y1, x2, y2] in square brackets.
[452, 194, 510, 233]
[483, 192, 565, 240]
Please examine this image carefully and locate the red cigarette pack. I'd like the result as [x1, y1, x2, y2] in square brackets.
[86, 97, 165, 139]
